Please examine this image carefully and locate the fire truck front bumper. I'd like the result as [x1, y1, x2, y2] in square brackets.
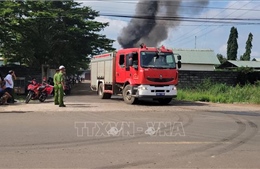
[132, 85, 177, 98]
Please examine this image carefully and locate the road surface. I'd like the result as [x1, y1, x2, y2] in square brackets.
[0, 82, 259, 168]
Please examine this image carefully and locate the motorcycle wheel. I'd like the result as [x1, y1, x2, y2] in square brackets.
[65, 89, 71, 95]
[25, 91, 33, 104]
[39, 93, 47, 102]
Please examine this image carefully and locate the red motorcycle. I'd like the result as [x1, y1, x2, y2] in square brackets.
[25, 79, 54, 103]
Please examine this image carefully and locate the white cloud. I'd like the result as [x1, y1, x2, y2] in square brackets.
[95, 17, 127, 36]
[78, 1, 136, 15]
[219, 44, 227, 56]
[95, 17, 127, 49]
[251, 51, 260, 59]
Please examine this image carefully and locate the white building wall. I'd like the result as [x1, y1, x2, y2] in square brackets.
[180, 64, 216, 71]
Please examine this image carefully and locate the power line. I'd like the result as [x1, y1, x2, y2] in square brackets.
[73, 1, 260, 20]
[85, 1, 260, 19]
[176, 1, 257, 48]
[169, 1, 240, 45]
[100, 14, 260, 22]
[170, 1, 253, 46]
[86, 0, 260, 12]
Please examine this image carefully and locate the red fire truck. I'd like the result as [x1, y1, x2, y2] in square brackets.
[90, 44, 181, 104]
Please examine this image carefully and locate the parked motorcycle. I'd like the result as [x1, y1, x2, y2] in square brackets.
[25, 79, 54, 103]
[64, 80, 72, 95]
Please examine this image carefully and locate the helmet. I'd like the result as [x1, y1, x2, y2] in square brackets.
[59, 65, 65, 70]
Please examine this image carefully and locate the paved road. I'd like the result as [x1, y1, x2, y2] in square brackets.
[0, 82, 260, 168]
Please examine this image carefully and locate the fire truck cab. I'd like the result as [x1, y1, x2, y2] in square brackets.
[90, 44, 181, 104]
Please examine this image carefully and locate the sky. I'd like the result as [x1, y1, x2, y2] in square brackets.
[78, 0, 260, 59]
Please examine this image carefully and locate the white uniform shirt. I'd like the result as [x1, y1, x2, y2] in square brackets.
[4, 74, 14, 88]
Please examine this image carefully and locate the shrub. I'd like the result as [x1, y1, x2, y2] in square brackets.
[177, 80, 260, 104]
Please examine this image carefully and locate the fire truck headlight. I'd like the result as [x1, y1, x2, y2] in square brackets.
[172, 86, 177, 90]
[138, 86, 148, 90]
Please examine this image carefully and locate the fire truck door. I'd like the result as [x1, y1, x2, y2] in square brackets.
[126, 52, 139, 81]
[115, 53, 126, 83]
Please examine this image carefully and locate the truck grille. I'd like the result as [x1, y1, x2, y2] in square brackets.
[151, 90, 170, 93]
[147, 78, 174, 82]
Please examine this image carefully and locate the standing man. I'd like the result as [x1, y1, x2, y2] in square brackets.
[4, 70, 16, 103]
[53, 69, 60, 105]
[57, 65, 66, 107]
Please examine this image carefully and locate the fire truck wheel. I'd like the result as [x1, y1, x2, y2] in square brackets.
[123, 85, 138, 104]
[98, 83, 111, 99]
[157, 98, 172, 105]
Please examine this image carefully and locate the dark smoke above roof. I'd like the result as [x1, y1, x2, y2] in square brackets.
[117, 0, 209, 48]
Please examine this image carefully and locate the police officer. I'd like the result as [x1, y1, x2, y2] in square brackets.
[57, 65, 66, 107]
[53, 69, 60, 105]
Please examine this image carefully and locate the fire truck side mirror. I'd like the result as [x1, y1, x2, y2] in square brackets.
[177, 61, 182, 69]
[177, 55, 181, 60]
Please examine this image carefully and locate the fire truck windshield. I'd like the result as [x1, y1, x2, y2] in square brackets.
[140, 51, 176, 69]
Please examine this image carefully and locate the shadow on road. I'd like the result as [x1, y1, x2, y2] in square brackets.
[0, 111, 32, 114]
[172, 100, 208, 106]
[107, 97, 207, 106]
[134, 100, 207, 107]
[65, 103, 98, 108]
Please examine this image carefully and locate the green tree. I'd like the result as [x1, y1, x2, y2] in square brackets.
[217, 53, 227, 64]
[240, 33, 253, 61]
[0, 0, 115, 73]
[0, 1, 23, 63]
[227, 26, 238, 60]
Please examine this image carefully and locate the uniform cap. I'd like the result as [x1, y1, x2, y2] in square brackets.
[59, 65, 65, 70]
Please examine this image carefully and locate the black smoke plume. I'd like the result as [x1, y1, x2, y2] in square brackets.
[117, 0, 209, 48]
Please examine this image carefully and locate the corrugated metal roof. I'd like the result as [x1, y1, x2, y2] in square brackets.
[228, 60, 260, 68]
[172, 49, 220, 65]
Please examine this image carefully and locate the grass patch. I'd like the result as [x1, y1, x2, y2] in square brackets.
[177, 80, 260, 104]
